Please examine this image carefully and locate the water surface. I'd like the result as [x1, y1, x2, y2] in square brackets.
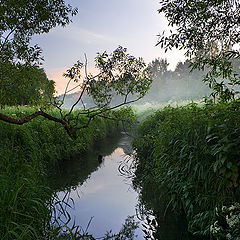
[54, 132, 143, 238]
[52, 132, 197, 240]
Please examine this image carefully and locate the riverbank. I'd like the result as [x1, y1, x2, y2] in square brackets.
[133, 101, 240, 239]
[0, 106, 133, 239]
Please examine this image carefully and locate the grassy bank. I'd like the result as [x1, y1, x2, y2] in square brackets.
[0, 106, 132, 240]
[133, 101, 240, 239]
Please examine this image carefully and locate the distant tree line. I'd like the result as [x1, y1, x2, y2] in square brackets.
[60, 58, 211, 108]
[139, 58, 209, 103]
[141, 55, 240, 104]
[157, 0, 240, 102]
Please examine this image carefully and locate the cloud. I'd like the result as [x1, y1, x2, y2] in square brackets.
[50, 25, 115, 45]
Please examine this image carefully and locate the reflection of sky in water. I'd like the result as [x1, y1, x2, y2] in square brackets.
[57, 146, 143, 238]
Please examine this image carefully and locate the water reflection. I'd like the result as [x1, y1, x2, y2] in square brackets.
[133, 171, 200, 240]
[49, 132, 123, 192]
[52, 132, 143, 238]
[51, 132, 198, 239]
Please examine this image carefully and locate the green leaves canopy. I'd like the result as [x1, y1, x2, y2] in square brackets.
[90, 46, 152, 105]
[63, 46, 152, 108]
[0, 0, 77, 64]
[157, 0, 240, 102]
[0, 64, 55, 106]
[0, 0, 77, 106]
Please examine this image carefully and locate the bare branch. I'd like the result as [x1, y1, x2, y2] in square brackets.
[65, 54, 90, 118]
[62, 78, 73, 103]
[0, 26, 18, 53]
[65, 83, 81, 94]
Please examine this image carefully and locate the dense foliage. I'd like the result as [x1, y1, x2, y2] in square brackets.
[0, 0, 77, 107]
[60, 46, 152, 109]
[0, 106, 132, 239]
[0, 64, 55, 106]
[0, 0, 77, 65]
[133, 102, 240, 238]
[157, 0, 240, 102]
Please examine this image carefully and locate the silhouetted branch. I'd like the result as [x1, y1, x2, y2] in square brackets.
[0, 110, 74, 136]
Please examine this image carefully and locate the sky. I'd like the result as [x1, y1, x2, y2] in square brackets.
[32, 0, 185, 94]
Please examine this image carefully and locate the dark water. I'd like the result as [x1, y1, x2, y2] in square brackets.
[51, 132, 197, 239]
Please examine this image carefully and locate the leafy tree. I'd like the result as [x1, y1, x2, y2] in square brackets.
[0, 46, 152, 136]
[0, 0, 77, 65]
[0, 1, 151, 135]
[0, 64, 55, 106]
[142, 58, 210, 103]
[148, 58, 169, 81]
[0, 0, 77, 106]
[157, 0, 240, 102]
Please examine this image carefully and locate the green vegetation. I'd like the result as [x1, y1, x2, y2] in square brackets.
[133, 101, 240, 239]
[0, 106, 132, 240]
[0, 0, 77, 107]
[157, 0, 240, 102]
[1, 1, 239, 239]
[0, 64, 55, 106]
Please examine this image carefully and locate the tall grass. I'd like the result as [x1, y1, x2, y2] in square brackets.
[132, 99, 203, 122]
[133, 101, 240, 238]
[0, 106, 127, 239]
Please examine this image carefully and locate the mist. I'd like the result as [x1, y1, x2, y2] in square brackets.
[58, 58, 211, 110]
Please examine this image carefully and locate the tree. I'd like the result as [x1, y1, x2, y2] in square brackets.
[157, 0, 240, 102]
[0, 2, 151, 135]
[0, 0, 77, 106]
[0, 64, 55, 106]
[144, 58, 210, 103]
[0, 0, 77, 65]
[0, 46, 152, 136]
[148, 58, 169, 81]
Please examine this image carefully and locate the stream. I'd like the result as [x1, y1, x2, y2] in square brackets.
[50, 132, 196, 240]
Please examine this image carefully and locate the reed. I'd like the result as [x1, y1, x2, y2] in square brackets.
[133, 101, 240, 238]
[0, 106, 129, 239]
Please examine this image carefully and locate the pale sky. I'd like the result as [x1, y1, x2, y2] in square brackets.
[32, 0, 185, 94]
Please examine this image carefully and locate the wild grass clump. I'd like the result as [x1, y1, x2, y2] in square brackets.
[0, 106, 130, 239]
[133, 101, 240, 238]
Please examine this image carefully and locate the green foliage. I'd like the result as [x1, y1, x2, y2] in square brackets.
[0, 63, 55, 106]
[0, 0, 77, 64]
[210, 203, 240, 240]
[0, 106, 129, 239]
[0, 0, 76, 107]
[56, 215, 139, 240]
[157, 0, 240, 101]
[148, 58, 169, 79]
[133, 101, 240, 237]
[93, 46, 151, 101]
[62, 46, 152, 109]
